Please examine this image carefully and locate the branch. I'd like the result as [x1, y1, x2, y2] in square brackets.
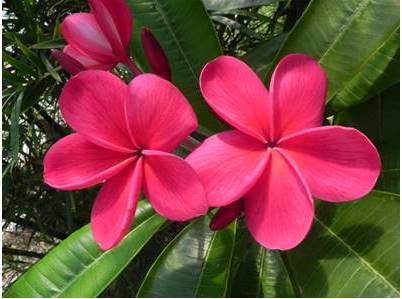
[3, 247, 45, 258]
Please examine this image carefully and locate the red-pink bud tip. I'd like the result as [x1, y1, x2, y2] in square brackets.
[141, 27, 172, 81]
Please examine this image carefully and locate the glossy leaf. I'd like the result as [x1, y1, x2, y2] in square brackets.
[336, 84, 399, 193]
[31, 39, 65, 49]
[137, 217, 236, 297]
[128, 0, 224, 132]
[287, 190, 400, 297]
[229, 222, 295, 297]
[271, 0, 399, 111]
[4, 201, 166, 298]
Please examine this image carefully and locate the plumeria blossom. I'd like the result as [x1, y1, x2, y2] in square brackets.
[186, 54, 381, 250]
[60, 0, 140, 74]
[43, 71, 208, 250]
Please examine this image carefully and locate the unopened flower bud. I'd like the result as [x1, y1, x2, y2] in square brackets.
[141, 27, 171, 81]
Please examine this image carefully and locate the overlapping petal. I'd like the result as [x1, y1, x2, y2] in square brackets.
[269, 54, 327, 140]
[88, 0, 132, 60]
[210, 199, 244, 230]
[44, 134, 135, 190]
[126, 74, 197, 152]
[91, 158, 143, 250]
[60, 70, 134, 152]
[61, 13, 116, 63]
[200, 56, 270, 142]
[143, 150, 208, 221]
[64, 45, 115, 70]
[278, 126, 381, 202]
[186, 130, 269, 207]
[245, 149, 314, 250]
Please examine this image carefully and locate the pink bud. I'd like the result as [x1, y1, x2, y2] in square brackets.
[141, 27, 171, 81]
[210, 199, 244, 230]
[51, 49, 86, 75]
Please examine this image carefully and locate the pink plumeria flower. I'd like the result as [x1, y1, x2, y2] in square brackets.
[60, 0, 139, 73]
[44, 71, 208, 250]
[187, 54, 381, 250]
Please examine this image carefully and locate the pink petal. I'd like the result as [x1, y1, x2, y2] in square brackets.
[278, 126, 381, 202]
[60, 70, 134, 152]
[210, 199, 244, 231]
[51, 49, 86, 75]
[44, 133, 135, 190]
[91, 158, 143, 250]
[64, 45, 116, 70]
[186, 130, 269, 207]
[126, 74, 197, 152]
[269, 54, 327, 140]
[200, 56, 270, 142]
[61, 13, 116, 63]
[142, 150, 208, 221]
[88, 0, 132, 60]
[245, 149, 314, 250]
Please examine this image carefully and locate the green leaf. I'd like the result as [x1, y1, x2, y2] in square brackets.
[15, 37, 45, 71]
[2, 71, 27, 84]
[335, 84, 400, 193]
[286, 190, 400, 297]
[4, 201, 166, 298]
[40, 52, 62, 82]
[137, 216, 236, 297]
[10, 92, 24, 162]
[229, 222, 295, 297]
[3, 52, 37, 77]
[271, 0, 399, 111]
[328, 28, 399, 111]
[202, 0, 278, 11]
[128, 0, 224, 132]
[31, 39, 65, 49]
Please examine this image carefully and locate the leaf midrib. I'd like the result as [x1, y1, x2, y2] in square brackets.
[57, 214, 162, 297]
[152, 0, 198, 87]
[314, 216, 400, 295]
[193, 230, 217, 297]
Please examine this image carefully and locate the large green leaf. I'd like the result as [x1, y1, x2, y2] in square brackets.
[4, 201, 166, 298]
[287, 190, 400, 297]
[137, 216, 236, 297]
[271, 0, 399, 111]
[127, 0, 223, 132]
[229, 222, 295, 297]
[336, 84, 400, 193]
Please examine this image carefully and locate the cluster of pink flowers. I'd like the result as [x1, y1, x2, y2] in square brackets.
[44, 0, 381, 251]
